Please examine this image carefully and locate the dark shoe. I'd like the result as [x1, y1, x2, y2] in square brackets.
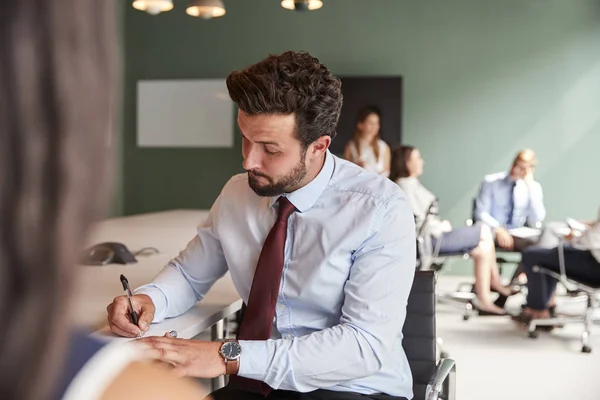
[477, 307, 508, 316]
[520, 304, 557, 317]
[514, 308, 564, 330]
[494, 296, 508, 309]
[536, 325, 558, 332]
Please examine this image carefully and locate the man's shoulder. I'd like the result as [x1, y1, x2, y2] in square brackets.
[329, 155, 405, 205]
[221, 173, 250, 194]
[483, 171, 507, 184]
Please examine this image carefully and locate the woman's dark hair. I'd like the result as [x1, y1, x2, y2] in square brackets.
[226, 51, 343, 148]
[351, 106, 381, 160]
[0, 1, 116, 399]
[389, 145, 416, 182]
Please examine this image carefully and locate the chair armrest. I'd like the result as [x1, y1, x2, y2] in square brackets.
[426, 358, 456, 400]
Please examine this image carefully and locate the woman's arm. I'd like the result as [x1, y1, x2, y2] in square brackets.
[381, 144, 391, 177]
[101, 361, 209, 400]
[343, 143, 355, 163]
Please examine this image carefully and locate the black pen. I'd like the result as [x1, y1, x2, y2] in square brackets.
[120, 274, 139, 326]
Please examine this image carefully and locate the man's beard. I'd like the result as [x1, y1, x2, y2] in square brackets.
[248, 153, 307, 197]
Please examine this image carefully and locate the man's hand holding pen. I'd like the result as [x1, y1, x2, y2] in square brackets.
[107, 275, 229, 379]
[107, 293, 155, 337]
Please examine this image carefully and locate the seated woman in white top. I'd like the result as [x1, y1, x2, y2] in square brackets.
[391, 146, 516, 315]
[516, 206, 600, 323]
[0, 2, 207, 400]
[343, 106, 391, 177]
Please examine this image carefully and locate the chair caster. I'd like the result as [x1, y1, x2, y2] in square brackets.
[440, 352, 449, 359]
[528, 330, 539, 339]
[463, 303, 473, 321]
[582, 345, 592, 353]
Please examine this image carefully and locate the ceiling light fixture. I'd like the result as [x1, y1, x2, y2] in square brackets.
[132, 0, 174, 15]
[281, 0, 323, 11]
[186, 0, 226, 19]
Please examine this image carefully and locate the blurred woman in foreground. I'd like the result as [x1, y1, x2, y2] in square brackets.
[0, 1, 207, 399]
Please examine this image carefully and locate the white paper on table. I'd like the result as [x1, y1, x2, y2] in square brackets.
[566, 217, 588, 232]
[508, 227, 542, 239]
[555, 227, 573, 237]
[92, 324, 173, 344]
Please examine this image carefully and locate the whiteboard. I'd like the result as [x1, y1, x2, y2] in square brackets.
[137, 79, 234, 148]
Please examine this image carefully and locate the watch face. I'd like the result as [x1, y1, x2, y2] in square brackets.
[221, 342, 242, 360]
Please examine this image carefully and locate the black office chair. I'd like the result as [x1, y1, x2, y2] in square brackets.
[405, 270, 456, 400]
[526, 241, 600, 353]
[227, 271, 457, 399]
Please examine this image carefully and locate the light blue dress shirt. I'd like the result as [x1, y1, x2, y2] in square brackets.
[474, 172, 546, 229]
[136, 150, 416, 397]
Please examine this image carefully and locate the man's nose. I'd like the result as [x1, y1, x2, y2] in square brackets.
[242, 147, 261, 171]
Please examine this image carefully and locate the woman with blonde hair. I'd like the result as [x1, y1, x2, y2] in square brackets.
[343, 106, 391, 176]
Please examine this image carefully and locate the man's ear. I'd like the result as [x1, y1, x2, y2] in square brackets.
[309, 136, 331, 158]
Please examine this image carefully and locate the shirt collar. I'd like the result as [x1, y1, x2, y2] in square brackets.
[269, 150, 334, 213]
[503, 172, 516, 184]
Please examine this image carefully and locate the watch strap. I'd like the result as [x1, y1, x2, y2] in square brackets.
[226, 358, 240, 375]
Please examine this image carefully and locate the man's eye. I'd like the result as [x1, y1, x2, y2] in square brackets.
[264, 146, 279, 155]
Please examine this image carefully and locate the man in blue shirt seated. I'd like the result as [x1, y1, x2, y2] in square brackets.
[474, 149, 546, 251]
[106, 51, 416, 400]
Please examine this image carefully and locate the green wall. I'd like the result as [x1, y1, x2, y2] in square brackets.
[122, 0, 600, 273]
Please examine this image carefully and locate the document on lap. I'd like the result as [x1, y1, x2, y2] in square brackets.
[508, 227, 541, 239]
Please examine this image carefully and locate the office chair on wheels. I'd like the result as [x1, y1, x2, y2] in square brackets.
[525, 241, 600, 353]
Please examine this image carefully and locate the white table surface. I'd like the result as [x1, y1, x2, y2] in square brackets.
[71, 209, 242, 340]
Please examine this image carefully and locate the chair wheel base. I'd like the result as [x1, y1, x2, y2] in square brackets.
[462, 315, 470, 321]
[528, 331, 539, 339]
[582, 345, 592, 353]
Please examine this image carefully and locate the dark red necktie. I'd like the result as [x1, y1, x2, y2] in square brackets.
[229, 197, 297, 397]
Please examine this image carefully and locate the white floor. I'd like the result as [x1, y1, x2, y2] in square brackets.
[436, 275, 600, 400]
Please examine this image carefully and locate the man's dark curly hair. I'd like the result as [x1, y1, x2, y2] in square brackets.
[226, 51, 343, 148]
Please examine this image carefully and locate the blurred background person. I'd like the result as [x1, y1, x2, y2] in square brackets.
[391, 146, 516, 315]
[474, 149, 546, 251]
[515, 204, 600, 323]
[343, 106, 391, 177]
[0, 1, 207, 399]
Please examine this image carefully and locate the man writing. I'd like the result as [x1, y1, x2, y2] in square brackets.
[106, 51, 416, 400]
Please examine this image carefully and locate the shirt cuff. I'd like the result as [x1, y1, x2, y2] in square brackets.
[134, 285, 168, 323]
[238, 340, 270, 382]
[482, 216, 500, 228]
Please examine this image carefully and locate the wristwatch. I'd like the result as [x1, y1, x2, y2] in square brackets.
[219, 340, 242, 375]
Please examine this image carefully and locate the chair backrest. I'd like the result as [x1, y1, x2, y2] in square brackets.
[416, 200, 438, 239]
[403, 270, 437, 400]
[236, 271, 439, 400]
